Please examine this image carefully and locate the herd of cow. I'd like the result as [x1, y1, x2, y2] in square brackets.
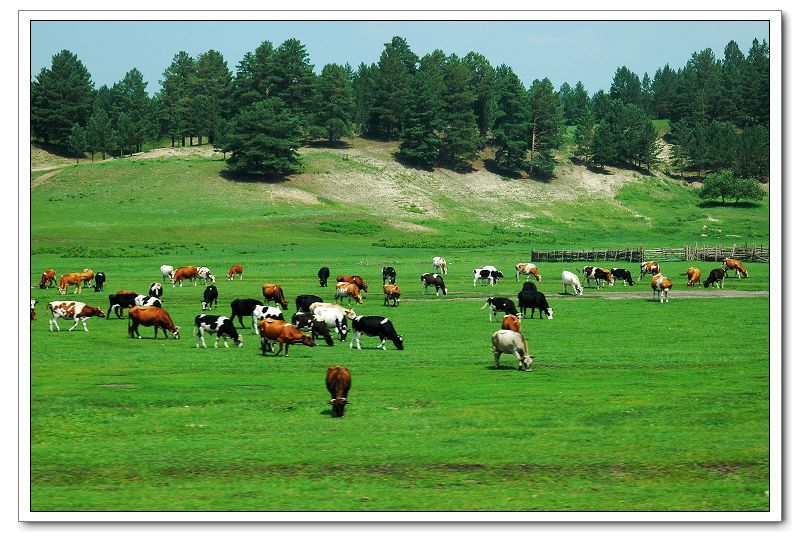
[31, 256, 752, 415]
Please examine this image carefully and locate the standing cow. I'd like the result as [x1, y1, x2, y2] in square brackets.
[80, 269, 95, 288]
[197, 267, 216, 285]
[491, 329, 533, 371]
[681, 267, 702, 287]
[47, 301, 106, 332]
[58, 273, 83, 295]
[160, 265, 174, 283]
[202, 285, 218, 310]
[382, 266, 397, 285]
[128, 306, 180, 339]
[383, 284, 401, 306]
[258, 318, 315, 357]
[703, 268, 726, 289]
[651, 273, 673, 303]
[262, 284, 289, 310]
[562, 270, 584, 296]
[39, 269, 56, 289]
[309, 302, 356, 341]
[335, 282, 363, 305]
[227, 264, 244, 281]
[432, 256, 448, 275]
[420, 273, 447, 296]
[639, 261, 660, 282]
[30, 299, 37, 321]
[171, 266, 199, 287]
[93, 272, 106, 292]
[326, 366, 352, 418]
[194, 315, 242, 348]
[515, 263, 542, 282]
[318, 267, 330, 287]
[723, 258, 749, 279]
[350, 315, 404, 350]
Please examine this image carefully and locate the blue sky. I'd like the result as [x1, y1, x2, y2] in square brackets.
[30, 20, 769, 95]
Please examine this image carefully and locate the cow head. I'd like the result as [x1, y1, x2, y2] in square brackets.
[519, 355, 533, 372]
[392, 335, 404, 350]
[235, 335, 243, 347]
[545, 308, 554, 320]
[171, 326, 181, 339]
[329, 397, 350, 417]
[89, 307, 106, 319]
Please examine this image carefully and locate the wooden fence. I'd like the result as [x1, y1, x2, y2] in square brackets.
[531, 244, 769, 263]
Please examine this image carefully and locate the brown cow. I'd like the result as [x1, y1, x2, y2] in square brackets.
[128, 306, 180, 339]
[335, 282, 363, 305]
[262, 284, 289, 310]
[383, 284, 401, 306]
[80, 268, 95, 288]
[258, 318, 315, 357]
[501, 314, 521, 332]
[326, 366, 352, 417]
[58, 273, 83, 295]
[723, 258, 749, 279]
[651, 273, 673, 303]
[639, 261, 660, 281]
[336, 275, 368, 293]
[171, 266, 198, 287]
[227, 264, 244, 281]
[38, 269, 56, 289]
[681, 267, 702, 287]
[47, 301, 105, 331]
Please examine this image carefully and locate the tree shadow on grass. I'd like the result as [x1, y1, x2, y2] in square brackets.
[392, 151, 435, 172]
[586, 164, 614, 175]
[306, 139, 352, 150]
[483, 158, 525, 180]
[219, 168, 290, 184]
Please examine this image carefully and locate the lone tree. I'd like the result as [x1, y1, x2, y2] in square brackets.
[698, 169, 766, 204]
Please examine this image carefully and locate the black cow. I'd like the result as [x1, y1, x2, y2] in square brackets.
[420, 273, 447, 296]
[202, 285, 218, 310]
[296, 294, 324, 313]
[382, 266, 397, 285]
[318, 267, 330, 287]
[350, 315, 404, 350]
[292, 312, 335, 346]
[517, 283, 537, 318]
[149, 282, 163, 299]
[230, 298, 261, 328]
[481, 297, 519, 322]
[193, 315, 242, 348]
[703, 268, 726, 289]
[610, 268, 635, 286]
[107, 292, 139, 319]
[93, 272, 106, 292]
[527, 291, 553, 320]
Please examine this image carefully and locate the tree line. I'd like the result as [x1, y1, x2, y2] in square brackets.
[30, 34, 769, 183]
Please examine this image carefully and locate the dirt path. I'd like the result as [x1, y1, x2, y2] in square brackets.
[31, 167, 67, 189]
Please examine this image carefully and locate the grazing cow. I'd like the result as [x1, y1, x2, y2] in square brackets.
[582, 266, 614, 288]
[107, 291, 140, 319]
[230, 298, 262, 328]
[420, 273, 448, 296]
[480, 297, 520, 322]
[262, 284, 289, 310]
[326, 366, 352, 417]
[39, 269, 56, 289]
[528, 291, 553, 320]
[47, 301, 105, 332]
[134, 295, 162, 308]
[202, 285, 218, 310]
[517, 282, 538, 318]
[80, 269, 95, 288]
[336, 275, 368, 293]
[30, 299, 37, 321]
[473, 266, 503, 286]
[58, 273, 83, 295]
[335, 282, 363, 305]
[171, 266, 198, 287]
[610, 268, 635, 286]
[309, 302, 357, 341]
[382, 266, 397, 285]
[681, 267, 702, 287]
[296, 294, 324, 313]
[128, 306, 180, 339]
[639, 261, 660, 282]
[562, 270, 584, 296]
[197, 267, 216, 285]
[93, 272, 106, 292]
[350, 315, 404, 350]
[194, 315, 242, 348]
[251, 305, 284, 335]
[515, 263, 542, 282]
[723, 258, 749, 279]
[703, 268, 726, 289]
[501, 314, 521, 332]
[651, 273, 673, 303]
[160, 265, 174, 283]
[491, 330, 533, 371]
[432, 256, 448, 275]
[383, 284, 401, 306]
[149, 282, 163, 299]
[258, 318, 315, 356]
[291, 312, 335, 346]
[318, 266, 330, 287]
[227, 264, 244, 281]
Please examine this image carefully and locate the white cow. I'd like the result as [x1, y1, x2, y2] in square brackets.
[309, 302, 357, 341]
[197, 266, 216, 285]
[491, 329, 533, 371]
[251, 305, 284, 335]
[561, 270, 584, 296]
[160, 265, 174, 283]
[134, 295, 162, 308]
[432, 256, 448, 275]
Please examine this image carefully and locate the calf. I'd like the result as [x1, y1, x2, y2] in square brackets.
[383, 284, 401, 306]
[39, 269, 56, 289]
[651, 273, 673, 303]
[639, 261, 660, 282]
[230, 298, 262, 328]
[251, 304, 284, 335]
[160, 265, 174, 282]
[491, 329, 533, 371]
[336, 275, 368, 293]
[480, 297, 520, 322]
[350, 315, 404, 350]
[473, 266, 503, 286]
[262, 283, 289, 310]
[258, 318, 315, 356]
[432, 256, 448, 275]
[318, 266, 330, 287]
[194, 315, 242, 348]
[202, 285, 218, 310]
[382, 266, 397, 285]
[703, 268, 726, 289]
[197, 266, 216, 285]
[610, 268, 635, 286]
[134, 295, 162, 308]
[515, 263, 541, 282]
[309, 302, 356, 341]
[681, 267, 702, 287]
[296, 294, 324, 313]
[335, 282, 363, 305]
[80, 269, 95, 288]
[128, 306, 180, 339]
[562, 270, 584, 296]
[171, 266, 198, 287]
[291, 312, 334, 346]
[723, 258, 749, 279]
[501, 314, 521, 332]
[93, 272, 106, 292]
[58, 273, 83, 295]
[107, 291, 139, 319]
[47, 301, 105, 332]
[420, 273, 447, 296]
[227, 264, 244, 281]
[326, 366, 352, 417]
[30, 299, 37, 321]
[149, 282, 164, 299]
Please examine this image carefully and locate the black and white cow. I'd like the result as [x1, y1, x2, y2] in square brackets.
[148, 282, 163, 299]
[318, 266, 330, 287]
[309, 302, 356, 341]
[229, 298, 262, 328]
[703, 268, 726, 289]
[350, 315, 404, 350]
[291, 311, 335, 346]
[420, 273, 448, 296]
[480, 297, 520, 322]
[134, 295, 162, 308]
[193, 315, 242, 348]
[525, 291, 553, 320]
[251, 304, 284, 334]
[93, 272, 106, 292]
[296, 294, 324, 313]
[107, 292, 139, 319]
[610, 268, 635, 286]
[473, 266, 504, 286]
[202, 284, 218, 310]
[382, 266, 397, 285]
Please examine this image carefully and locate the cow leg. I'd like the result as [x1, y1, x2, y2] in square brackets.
[493, 349, 501, 369]
[49, 316, 59, 331]
[81, 318, 90, 332]
[378, 338, 386, 350]
[214, 336, 221, 348]
[68, 318, 79, 332]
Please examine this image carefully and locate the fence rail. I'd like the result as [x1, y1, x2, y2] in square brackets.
[530, 244, 769, 263]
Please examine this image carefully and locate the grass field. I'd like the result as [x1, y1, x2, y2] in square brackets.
[28, 143, 771, 512]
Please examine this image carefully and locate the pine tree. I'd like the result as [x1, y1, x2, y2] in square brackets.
[590, 120, 617, 169]
[735, 124, 769, 181]
[86, 110, 112, 160]
[652, 64, 679, 120]
[372, 36, 418, 138]
[398, 50, 446, 168]
[742, 39, 769, 126]
[559, 82, 576, 125]
[112, 68, 152, 152]
[158, 51, 195, 147]
[67, 123, 87, 163]
[439, 54, 482, 168]
[352, 62, 379, 136]
[573, 106, 595, 162]
[267, 39, 317, 131]
[491, 64, 530, 174]
[232, 41, 276, 108]
[573, 82, 590, 120]
[193, 50, 233, 144]
[609, 66, 642, 107]
[674, 49, 722, 126]
[720, 41, 746, 125]
[528, 78, 563, 178]
[463, 52, 497, 137]
[310, 63, 356, 143]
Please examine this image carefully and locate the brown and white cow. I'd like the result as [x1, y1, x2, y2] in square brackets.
[262, 283, 289, 310]
[80, 268, 95, 288]
[258, 318, 315, 357]
[326, 365, 352, 417]
[383, 284, 401, 307]
[47, 301, 105, 331]
[336, 275, 368, 293]
[128, 306, 180, 339]
[38, 269, 56, 289]
[335, 282, 363, 305]
[582, 266, 614, 288]
[227, 264, 244, 281]
[432, 256, 448, 275]
[681, 267, 702, 287]
[171, 266, 198, 287]
[651, 273, 673, 303]
[501, 314, 521, 332]
[723, 258, 749, 279]
[58, 273, 83, 295]
[639, 261, 660, 282]
[515, 263, 542, 282]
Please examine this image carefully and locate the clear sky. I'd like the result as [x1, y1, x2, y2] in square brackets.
[30, 20, 769, 95]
